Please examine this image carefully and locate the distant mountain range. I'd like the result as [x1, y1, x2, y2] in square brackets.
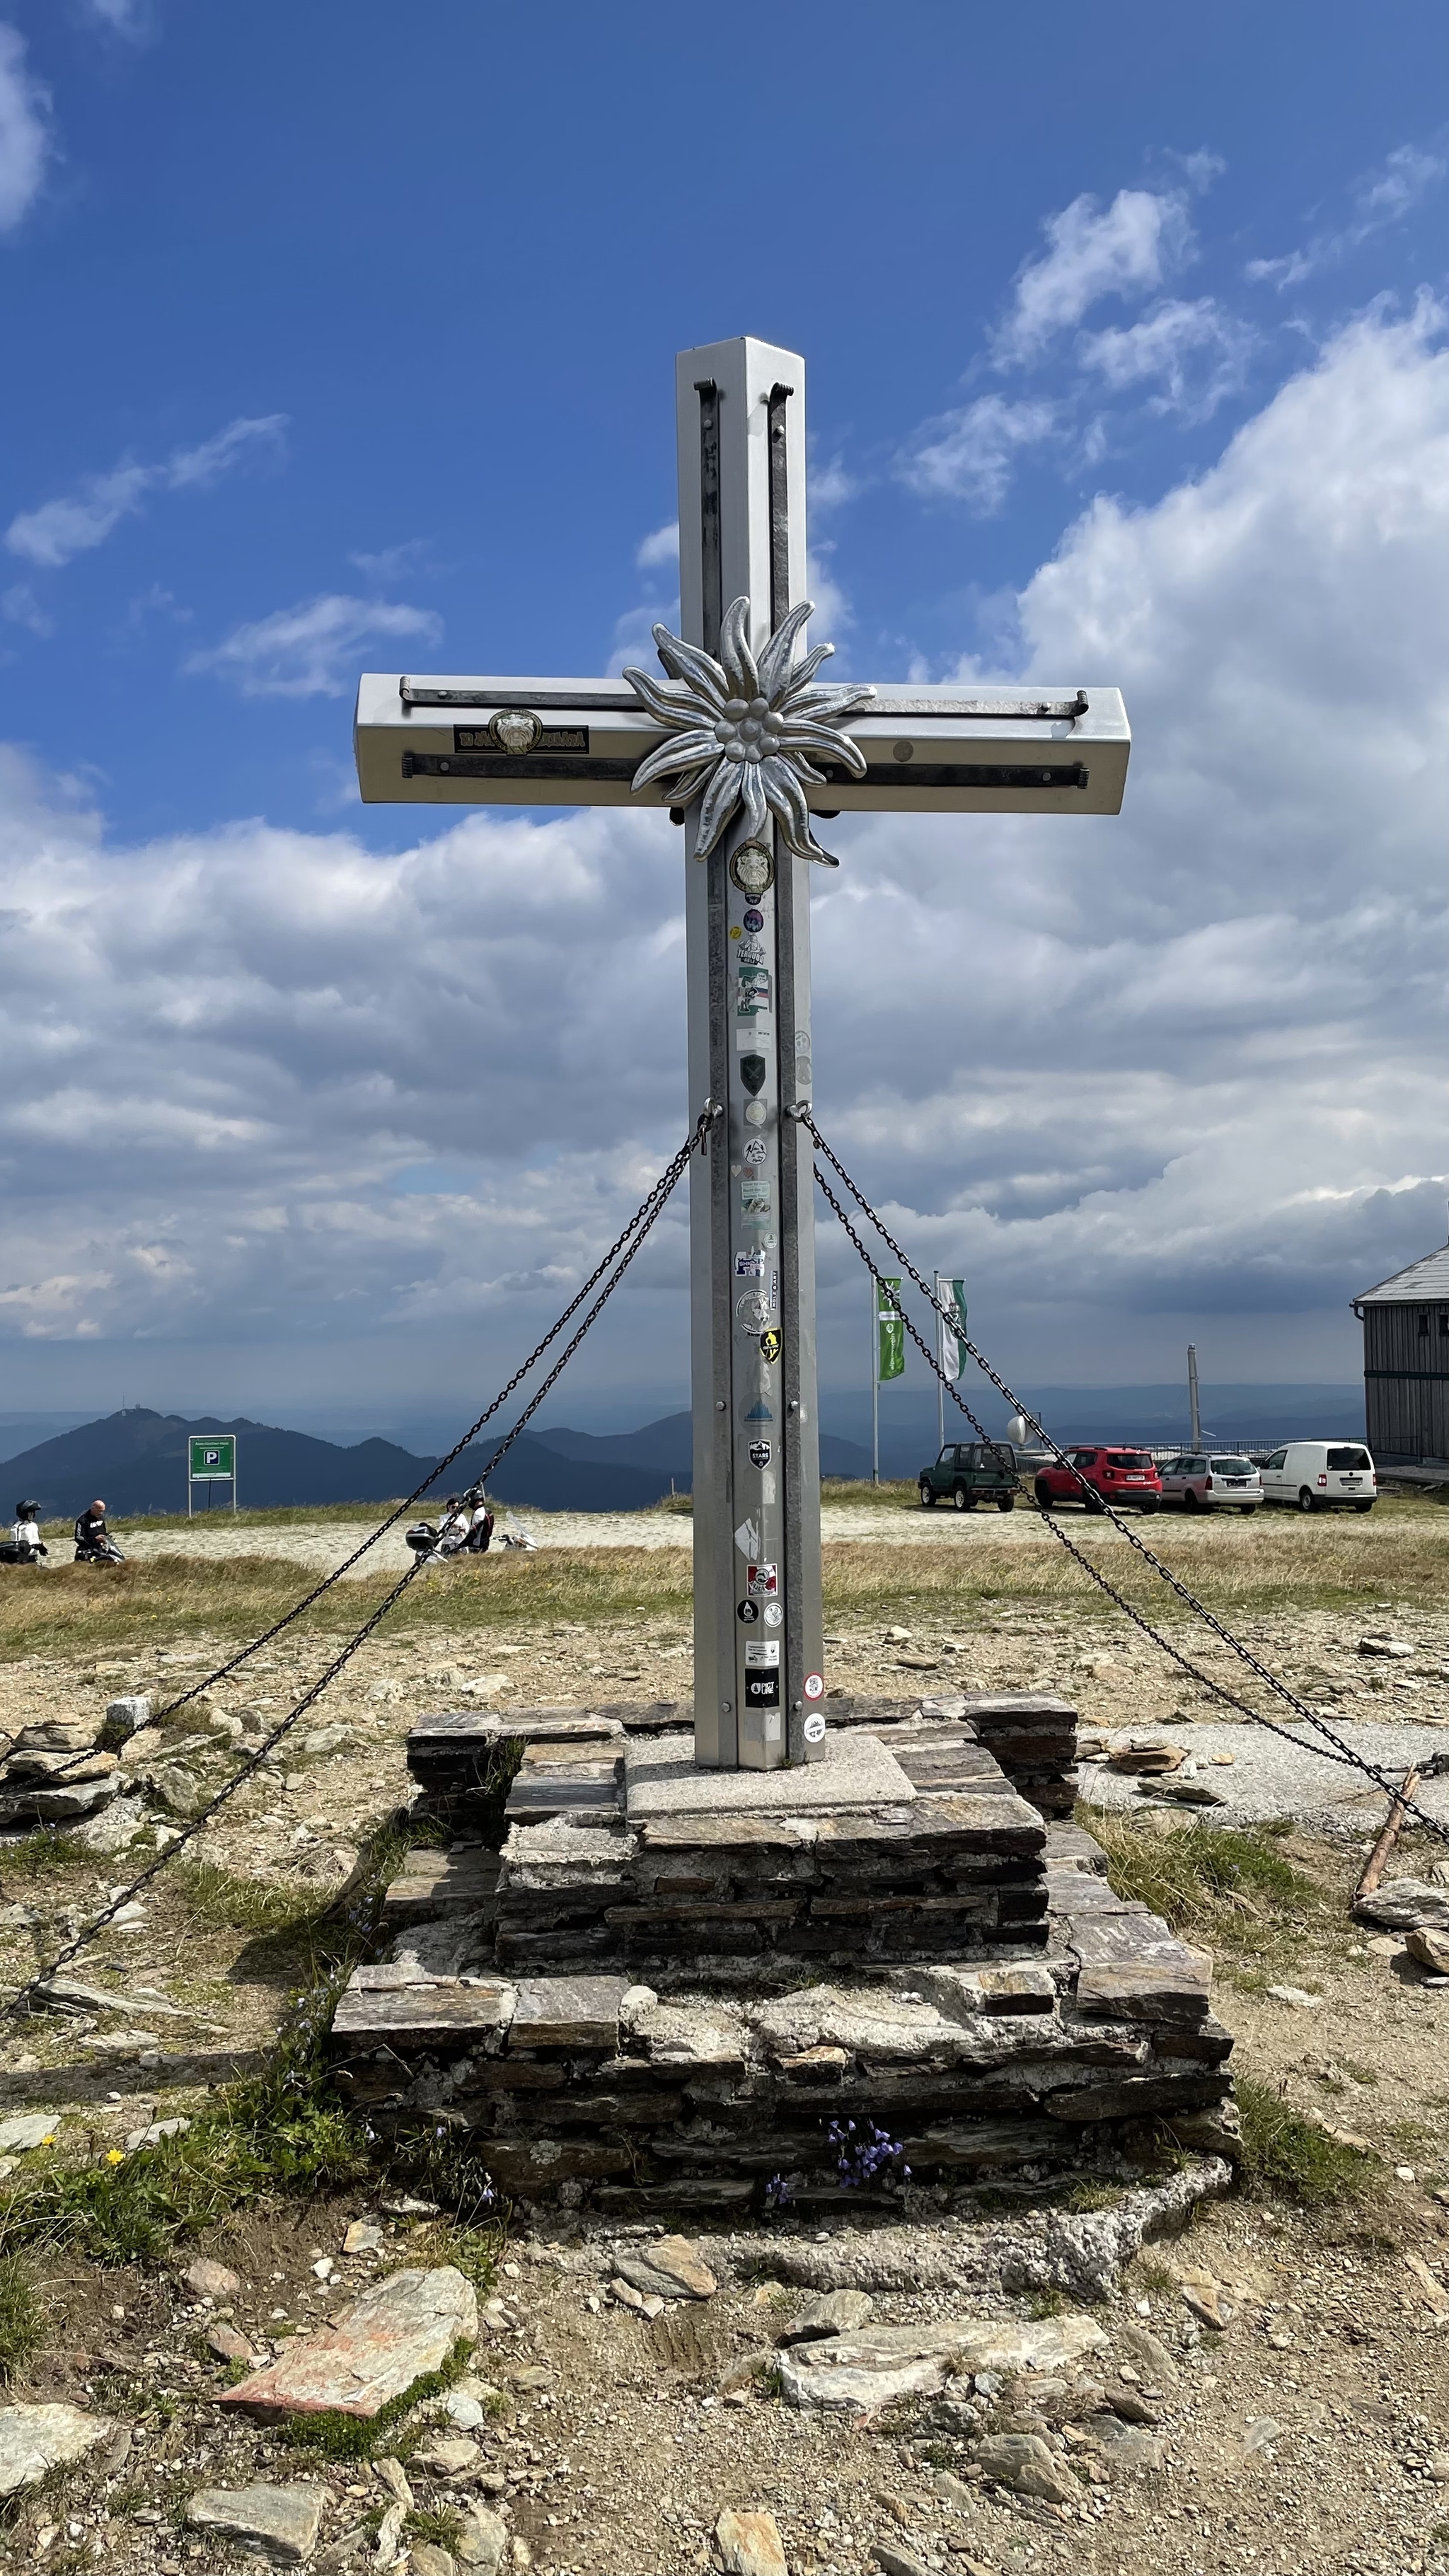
[0, 1382, 1365, 1519]
[0, 1406, 872, 1519]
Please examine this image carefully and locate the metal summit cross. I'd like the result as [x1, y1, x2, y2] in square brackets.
[354, 335, 1130, 1774]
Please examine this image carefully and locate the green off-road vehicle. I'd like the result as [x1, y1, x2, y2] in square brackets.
[918, 1440, 1019, 1512]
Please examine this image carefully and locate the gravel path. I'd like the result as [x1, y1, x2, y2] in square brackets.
[1078, 1716, 1449, 1835]
[121, 1501, 1249, 1574]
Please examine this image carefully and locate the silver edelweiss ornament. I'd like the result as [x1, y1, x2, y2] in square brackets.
[623, 595, 875, 866]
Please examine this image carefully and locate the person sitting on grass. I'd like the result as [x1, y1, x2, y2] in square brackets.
[74, 1498, 124, 1562]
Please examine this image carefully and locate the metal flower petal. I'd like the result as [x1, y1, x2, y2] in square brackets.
[624, 594, 874, 865]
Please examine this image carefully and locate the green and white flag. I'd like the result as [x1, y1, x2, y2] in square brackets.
[876, 1276, 904, 1383]
[938, 1278, 968, 1382]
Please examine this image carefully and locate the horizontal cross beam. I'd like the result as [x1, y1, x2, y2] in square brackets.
[354, 676, 1131, 816]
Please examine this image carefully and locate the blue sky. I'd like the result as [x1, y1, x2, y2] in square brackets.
[2, 1, 1448, 1433]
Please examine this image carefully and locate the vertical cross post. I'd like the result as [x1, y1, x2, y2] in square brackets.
[677, 337, 823, 1769]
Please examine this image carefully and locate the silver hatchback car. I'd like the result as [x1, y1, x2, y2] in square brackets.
[1160, 1453, 1263, 1513]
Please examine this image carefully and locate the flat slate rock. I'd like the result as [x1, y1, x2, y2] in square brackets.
[381, 1845, 500, 1924]
[612, 2234, 717, 2299]
[780, 2312, 1106, 2411]
[0, 2112, 60, 2154]
[333, 1980, 515, 2044]
[0, 2402, 114, 2496]
[219, 2266, 476, 2418]
[509, 1975, 632, 2049]
[186, 2484, 325, 2565]
[626, 1731, 917, 1820]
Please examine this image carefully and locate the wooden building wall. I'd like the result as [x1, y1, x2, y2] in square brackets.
[1361, 1299, 1449, 1461]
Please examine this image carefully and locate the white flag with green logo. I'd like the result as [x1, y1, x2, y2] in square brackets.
[939, 1278, 968, 1382]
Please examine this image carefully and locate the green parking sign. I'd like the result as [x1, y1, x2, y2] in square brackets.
[190, 1436, 235, 1479]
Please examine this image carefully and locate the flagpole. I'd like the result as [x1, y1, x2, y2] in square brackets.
[935, 1271, 945, 1455]
[871, 1273, 879, 1486]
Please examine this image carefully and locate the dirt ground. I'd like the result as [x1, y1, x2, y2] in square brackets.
[0, 1500, 1445, 2574]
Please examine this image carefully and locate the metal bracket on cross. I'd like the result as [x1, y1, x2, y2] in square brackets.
[353, 335, 1131, 1772]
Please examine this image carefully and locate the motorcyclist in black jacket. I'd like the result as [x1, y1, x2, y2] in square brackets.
[74, 1499, 125, 1564]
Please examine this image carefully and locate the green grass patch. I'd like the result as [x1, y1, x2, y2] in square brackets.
[410, 2509, 466, 2551]
[0, 2010, 370, 2265]
[1235, 2074, 1374, 2207]
[1087, 1813, 1327, 1956]
[281, 2337, 473, 2461]
[0, 2253, 42, 2381]
[0, 1830, 95, 1877]
[173, 1859, 328, 1937]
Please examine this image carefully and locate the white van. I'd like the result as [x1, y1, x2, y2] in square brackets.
[1259, 1442, 1376, 1513]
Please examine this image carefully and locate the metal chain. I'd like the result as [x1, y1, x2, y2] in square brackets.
[7, 1111, 716, 2008]
[804, 1119, 1449, 1847]
[16, 1109, 720, 1798]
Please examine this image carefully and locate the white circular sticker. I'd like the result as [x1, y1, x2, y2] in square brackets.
[803, 1672, 825, 1701]
[803, 1712, 826, 1743]
[763, 1601, 783, 1627]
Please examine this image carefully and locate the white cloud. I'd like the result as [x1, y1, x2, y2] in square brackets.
[896, 395, 1057, 512]
[185, 593, 442, 698]
[6, 416, 287, 569]
[809, 456, 859, 514]
[76, 0, 149, 31]
[1248, 137, 1446, 290]
[1079, 298, 1255, 420]
[0, 24, 50, 235]
[1, 582, 52, 635]
[350, 540, 434, 583]
[635, 521, 679, 571]
[5, 305, 1449, 1395]
[1356, 140, 1445, 227]
[996, 186, 1195, 361]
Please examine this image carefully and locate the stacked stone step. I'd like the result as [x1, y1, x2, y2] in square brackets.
[486, 1726, 1050, 1980]
[328, 1821, 1232, 2208]
[405, 1690, 1080, 1825]
[0, 1719, 119, 1827]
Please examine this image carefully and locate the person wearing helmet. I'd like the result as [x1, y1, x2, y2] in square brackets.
[6, 1502, 46, 1566]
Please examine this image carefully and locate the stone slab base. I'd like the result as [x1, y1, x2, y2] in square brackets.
[329, 1822, 1232, 2210]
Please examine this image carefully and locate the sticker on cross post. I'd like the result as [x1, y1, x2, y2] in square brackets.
[803, 1712, 826, 1745]
[734, 1251, 766, 1278]
[744, 1668, 781, 1709]
[748, 1440, 772, 1468]
[734, 1519, 761, 1559]
[742, 907, 765, 933]
[744, 1639, 780, 1665]
[744, 1100, 768, 1126]
[737, 1598, 760, 1624]
[746, 1561, 778, 1598]
[758, 1329, 781, 1363]
[763, 1600, 783, 1627]
[739, 1053, 768, 1096]
[804, 1672, 825, 1700]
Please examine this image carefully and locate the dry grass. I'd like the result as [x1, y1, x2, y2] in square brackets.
[1085, 1809, 1330, 1958]
[2, 1498, 1444, 1669]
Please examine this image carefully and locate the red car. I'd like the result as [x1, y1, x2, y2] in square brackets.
[1034, 1445, 1162, 1514]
